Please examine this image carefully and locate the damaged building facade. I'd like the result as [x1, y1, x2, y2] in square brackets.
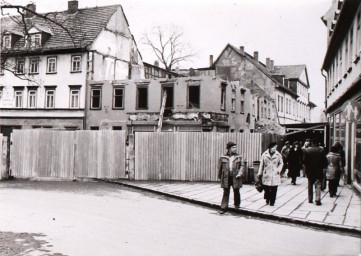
[212, 44, 313, 129]
[85, 76, 273, 133]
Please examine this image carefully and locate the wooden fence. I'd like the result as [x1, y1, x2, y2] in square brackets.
[134, 132, 274, 181]
[0, 134, 9, 180]
[10, 130, 127, 179]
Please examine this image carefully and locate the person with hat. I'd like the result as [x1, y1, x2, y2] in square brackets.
[218, 141, 245, 214]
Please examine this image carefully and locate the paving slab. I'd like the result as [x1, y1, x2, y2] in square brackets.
[106, 176, 361, 235]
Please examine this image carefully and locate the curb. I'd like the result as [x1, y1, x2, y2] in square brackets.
[101, 179, 361, 237]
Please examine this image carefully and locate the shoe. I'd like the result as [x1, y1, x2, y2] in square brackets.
[292, 182, 296, 185]
[270, 203, 275, 206]
[330, 193, 334, 198]
[234, 205, 240, 209]
[219, 210, 226, 214]
[316, 201, 322, 206]
[266, 199, 270, 205]
[308, 200, 313, 203]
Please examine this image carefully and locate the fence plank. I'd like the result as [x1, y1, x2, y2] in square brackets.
[135, 132, 269, 181]
[10, 130, 126, 179]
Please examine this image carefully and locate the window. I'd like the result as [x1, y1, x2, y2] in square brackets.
[14, 90, 23, 108]
[113, 87, 125, 109]
[220, 84, 226, 111]
[3, 35, 11, 48]
[252, 98, 255, 117]
[45, 89, 55, 108]
[161, 84, 174, 117]
[70, 89, 80, 108]
[90, 88, 101, 109]
[47, 57, 57, 73]
[15, 58, 25, 74]
[90, 126, 99, 130]
[112, 126, 122, 130]
[240, 89, 245, 113]
[28, 90, 37, 108]
[136, 87, 147, 109]
[30, 34, 41, 47]
[71, 55, 81, 72]
[188, 85, 200, 109]
[29, 58, 39, 74]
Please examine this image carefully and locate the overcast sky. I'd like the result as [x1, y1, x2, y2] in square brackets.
[2, 0, 331, 107]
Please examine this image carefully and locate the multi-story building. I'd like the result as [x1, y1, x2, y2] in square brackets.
[85, 76, 280, 133]
[0, 1, 144, 136]
[211, 44, 314, 125]
[321, 0, 361, 190]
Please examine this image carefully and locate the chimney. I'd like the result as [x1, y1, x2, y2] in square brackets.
[270, 60, 274, 70]
[68, 0, 78, 14]
[209, 55, 213, 67]
[253, 51, 259, 61]
[239, 46, 244, 55]
[154, 60, 159, 67]
[25, 3, 36, 18]
[266, 58, 270, 69]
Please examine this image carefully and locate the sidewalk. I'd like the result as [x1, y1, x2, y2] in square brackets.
[108, 176, 361, 235]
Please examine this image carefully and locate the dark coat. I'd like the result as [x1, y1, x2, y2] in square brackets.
[218, 154, 245, 189]
[303, 146, 327, 180]
[326, 152, 343, 180]
[287, 148, 303, 177]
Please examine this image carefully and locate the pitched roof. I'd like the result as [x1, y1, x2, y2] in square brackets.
[1, 5, 121, 53]
[273, 65, 306, 79]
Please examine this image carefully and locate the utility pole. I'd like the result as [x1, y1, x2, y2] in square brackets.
[157, 90, 167, 132]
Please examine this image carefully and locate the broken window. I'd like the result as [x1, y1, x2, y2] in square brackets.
[188, 85, 200, 108]
[137, 87, 148, 109]
[162, 84, 174, 117]
[220, 84, 226, 111]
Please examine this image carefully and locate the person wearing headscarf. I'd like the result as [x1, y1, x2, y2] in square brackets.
[257, 142, 283, 206]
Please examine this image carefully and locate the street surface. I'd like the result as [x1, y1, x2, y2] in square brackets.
[0, 180, 359, 256]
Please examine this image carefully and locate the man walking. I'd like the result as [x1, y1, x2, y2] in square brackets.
[218, 141, 245, 214]
[281, 141, 291, 177]
[303, 140, 327, 206]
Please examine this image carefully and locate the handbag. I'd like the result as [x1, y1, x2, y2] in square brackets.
[255, 180, 264, 193]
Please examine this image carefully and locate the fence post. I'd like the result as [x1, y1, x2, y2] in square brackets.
[0, 137, 9, 180]
[128, 134, 135, 180]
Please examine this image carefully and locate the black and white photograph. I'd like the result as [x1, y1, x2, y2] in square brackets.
[0, 0, 360, 255]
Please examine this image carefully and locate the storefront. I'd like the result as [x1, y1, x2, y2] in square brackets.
[328, 97, 361, 192]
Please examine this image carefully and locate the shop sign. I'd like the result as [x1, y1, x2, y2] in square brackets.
[342, 100, 361, 122]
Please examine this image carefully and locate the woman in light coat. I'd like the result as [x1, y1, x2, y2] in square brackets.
[257, 142, 284, 206]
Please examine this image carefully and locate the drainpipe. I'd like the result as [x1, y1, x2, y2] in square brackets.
[321, 69, 328, 149]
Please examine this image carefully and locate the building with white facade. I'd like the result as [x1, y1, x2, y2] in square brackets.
[0, 1, 144, 136]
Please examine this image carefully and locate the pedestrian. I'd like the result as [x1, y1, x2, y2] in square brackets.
[287, 141, 303, 185]
[302, 139, 311, 150]
[301, 139, 311, 177]
[326, 146, 344, 197]
[218, 141, 245, 214]
[257, 142, 283, 206]
[332, 141, 346, 186]
[280, 141, 291, 177]
[303, 140, 327, 206]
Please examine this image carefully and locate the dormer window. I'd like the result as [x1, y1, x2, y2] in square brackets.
[30, 34, 41, 47]
[3, 35, 11, 48]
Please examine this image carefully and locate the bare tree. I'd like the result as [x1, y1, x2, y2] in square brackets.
[142, 24, 196, 70]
